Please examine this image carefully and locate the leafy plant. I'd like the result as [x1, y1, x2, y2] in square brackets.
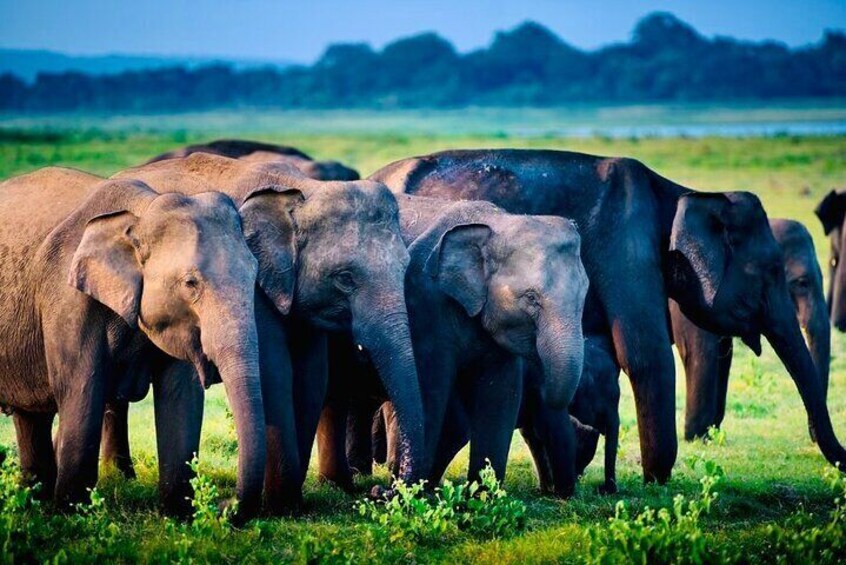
[357, 462, 526, 544]
[767, 466, 846, 564]
[586, 460, 729, 565]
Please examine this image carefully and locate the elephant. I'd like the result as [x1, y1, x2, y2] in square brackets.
[0, 167, 269, 517]
[370, 149, 846, 481]
[676, 218, 831, 441]
[99, 153, 423, 513]
[316, 194, 588, 492]
[145, 138, 361, 181]
[815, 189, 846, 332]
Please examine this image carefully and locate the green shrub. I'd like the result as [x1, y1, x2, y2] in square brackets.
[586, 460, 729, 565]
[356, 462, 526, 544]
[767, 466, 846, 564]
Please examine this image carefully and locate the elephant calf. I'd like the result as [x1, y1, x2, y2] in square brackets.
[816, 189, 846, 332]
[675, 218, 830, 441]
[318, 195, 589, 491]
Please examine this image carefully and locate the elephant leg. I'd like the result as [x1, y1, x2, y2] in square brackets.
[600, 412, 620, 495]
[520, 423, 554, 493]
[13, 410, 56, 498]
[429, 394, 470, 484]
[713, 337, 733, 429]
[526, 402, 577, 498]
[289, 321, 329, 481]
[382, 402, 401, 477]
[317, 401, 354, 491]
[467, 357, 523, 483]
[371, 403, 388, 465]
[153, 361, 204, 517]
[346, 397, 382, 476]
[101, 400, 135, 479]
[607, 295, 676, 484]
[256, 299, 301, 514]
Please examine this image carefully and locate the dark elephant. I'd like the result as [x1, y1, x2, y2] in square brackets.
[317, 195, 588, 491]
[0, 167, 268, 517]
[677, 218, 831, 440]
[815, 189, 846, 331]
[145, 138, 361, 181]
[370, 149, 846, 481]
[101, 153, 423, 512]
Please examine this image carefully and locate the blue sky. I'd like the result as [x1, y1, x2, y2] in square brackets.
[1, 0, 844, 62]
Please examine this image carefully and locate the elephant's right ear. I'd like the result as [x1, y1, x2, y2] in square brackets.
[424, 223, 492, 317]
[815, 190, 846, 235]
[239, 187, 305, 315]
[68, 211, 142, 328]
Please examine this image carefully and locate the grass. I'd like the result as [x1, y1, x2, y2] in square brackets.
[0, 112, 845, 562]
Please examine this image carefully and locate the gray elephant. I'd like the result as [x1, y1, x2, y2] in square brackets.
[676, 218, 831, 440]
[0, 167, 268, 518]
[370, 149, 846, 481]
[815, 189, 846, 332]
[145, 139, 361, 181]
[101, 153, 423, 513]
[317, 195, 588, 491]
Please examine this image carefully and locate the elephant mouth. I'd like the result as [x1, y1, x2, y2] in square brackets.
[191, 351, 221, 389]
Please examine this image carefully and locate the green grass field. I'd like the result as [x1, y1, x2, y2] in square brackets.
[0, 115, 845, 562]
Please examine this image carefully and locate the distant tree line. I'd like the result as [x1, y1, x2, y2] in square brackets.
[1, 13, 844, 112]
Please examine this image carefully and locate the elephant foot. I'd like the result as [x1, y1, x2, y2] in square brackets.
[597, 480, 617, 495]
[264, 491, 304, 516]
[318, 473, 356, 494]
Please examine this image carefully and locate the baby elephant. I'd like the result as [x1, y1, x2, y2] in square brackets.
[318, 195, 589, 490]
[145, 138, 361, 181]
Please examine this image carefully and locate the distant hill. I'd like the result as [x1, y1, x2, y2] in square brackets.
[0, 48, 294, 82]
[1, 12, 844, 112]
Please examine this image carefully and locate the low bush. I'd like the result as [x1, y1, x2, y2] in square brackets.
[356, 462, 526, 544]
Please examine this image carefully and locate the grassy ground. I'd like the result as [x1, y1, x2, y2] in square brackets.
[0, 123, 844, 562]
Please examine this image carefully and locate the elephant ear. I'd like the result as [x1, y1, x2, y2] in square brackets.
[667, 193, 731, 309]
[425, 223, 492, 317]
[815, 190, 846, 235]
[68, 211, 143, 328]
[239, 186, 305, 315]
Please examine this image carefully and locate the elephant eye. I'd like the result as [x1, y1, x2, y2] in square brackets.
[790, 276, 810, 292]
[333, 270, 357, 294]
[522, 290, 542, 309]
[181, 274, 203, 301]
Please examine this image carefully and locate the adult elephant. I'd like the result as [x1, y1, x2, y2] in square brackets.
[816, 189, 846, 331]
[0, 167, 268, 518]
[371, 149, 846, 481]
[677, 218, 831, 440]
[317, 196, 588, 494]
[145, 139, 361, 181]
[103, 153, 423, 512]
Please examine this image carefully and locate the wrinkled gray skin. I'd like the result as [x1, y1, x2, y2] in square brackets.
[371, 149, 846, 480]
[145, 139, 361, 181]
[815, 189, 846, 332]
[0, 168, 266, 518]
[317, 195, 588, 491]
[677, 218, 831, 441]
[520, 334, 620, 495]
[101, 153, 422, 513]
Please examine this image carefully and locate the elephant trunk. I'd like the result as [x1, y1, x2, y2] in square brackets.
[803, 296, 832, 399]
[352, 291, 424, 484]
[536, 309, 584, 409]
[763, 282, 846, 470]
[201, 301, 266, 518]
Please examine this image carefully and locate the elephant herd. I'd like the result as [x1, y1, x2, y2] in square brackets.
[0, 140, 844, 522]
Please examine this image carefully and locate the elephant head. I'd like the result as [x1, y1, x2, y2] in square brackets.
[69, 180, 266, 516]
[666, 191, 846, 469]
[770, 219, 831, 401]
[238, 180, 424, 483]
[815, 189, 846, 332]
[421, 204, 589, 408]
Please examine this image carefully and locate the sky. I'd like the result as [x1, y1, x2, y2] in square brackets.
[1, 0, 844, 63]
